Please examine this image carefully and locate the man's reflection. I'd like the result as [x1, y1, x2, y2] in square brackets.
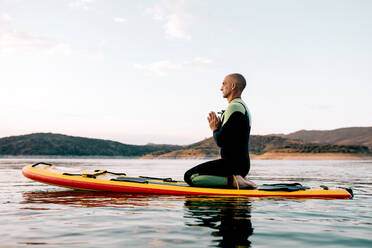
[184, 196, 253, 247]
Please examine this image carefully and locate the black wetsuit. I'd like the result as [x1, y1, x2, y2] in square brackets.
[184, 98, 251, 186]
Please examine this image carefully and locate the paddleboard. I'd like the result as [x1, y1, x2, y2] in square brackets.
[22, 163, 353, 199]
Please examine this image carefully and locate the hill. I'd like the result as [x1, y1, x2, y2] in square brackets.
[1, 130, 371, 159]
[0, 133, 182, 156]
[143, 135, 371, 159]
[143, 137, 220, 158]
[275, 127, 372, 148]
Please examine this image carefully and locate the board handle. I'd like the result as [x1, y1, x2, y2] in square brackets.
[32, 162, 53, 167]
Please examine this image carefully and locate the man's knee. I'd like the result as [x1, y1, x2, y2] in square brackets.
[184, 169, 194, 185]
[189, 174, 228, 187]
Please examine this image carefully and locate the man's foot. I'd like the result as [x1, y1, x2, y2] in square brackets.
[232, 175, 257, 189]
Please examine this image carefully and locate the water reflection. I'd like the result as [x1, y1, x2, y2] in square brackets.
[22, 191, 255, 247]
[21, 191, 181, 208]
[184, 196, 253, 247]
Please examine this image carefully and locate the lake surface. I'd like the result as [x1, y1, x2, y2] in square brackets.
[1, 158, 371, 247]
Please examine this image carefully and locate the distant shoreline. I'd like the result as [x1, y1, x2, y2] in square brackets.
[141, 151, 372, 160]
[1, 153, 372, 160]
[250, 152, 372, 160]
[144, 153, 372, 160]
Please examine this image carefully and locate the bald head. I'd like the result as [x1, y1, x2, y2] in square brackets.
[221, 73, 246, 102]
[226, 73, 246, 92]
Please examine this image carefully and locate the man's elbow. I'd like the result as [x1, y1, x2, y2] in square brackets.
[213, 133, 222, 147]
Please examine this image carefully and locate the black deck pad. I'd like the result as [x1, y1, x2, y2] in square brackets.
[258, 183, 310, 192]
[111, 177, 149, 184]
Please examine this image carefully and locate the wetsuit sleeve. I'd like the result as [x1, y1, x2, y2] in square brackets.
[213, 111, 247, 148]
[213, 122, 223, 147]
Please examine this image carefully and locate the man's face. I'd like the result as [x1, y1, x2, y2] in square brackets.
[220, 76, 232, 98]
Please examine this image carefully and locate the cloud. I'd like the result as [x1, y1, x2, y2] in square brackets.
[0, 26, 106, 60]
[187, 56, 213, 65]
[113, 17, 127, 23]
[98, 39, 107, 48]
[311, 104, 332, 111]
[68, 0, 95, 10]
[134, 57, 214, 76]
[0, 26, 49, 53]
[1, 13, 12, 22]
[46, 43, 73, 56]
[134, 60, 181, 76]
[0, 26, 72, 55]
[144, 1, 194, 40]
[164, 13, 191, 40]
[144, 5, 166, 21]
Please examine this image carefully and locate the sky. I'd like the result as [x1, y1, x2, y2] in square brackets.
[1, 0, 371, 145]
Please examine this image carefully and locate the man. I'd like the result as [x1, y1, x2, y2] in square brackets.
[184, 73, 256, 189]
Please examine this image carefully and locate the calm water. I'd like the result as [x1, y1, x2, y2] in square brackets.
[1, 158, 371, 247]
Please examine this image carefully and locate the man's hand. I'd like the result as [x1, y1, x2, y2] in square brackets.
[207, 111, 220, 131]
